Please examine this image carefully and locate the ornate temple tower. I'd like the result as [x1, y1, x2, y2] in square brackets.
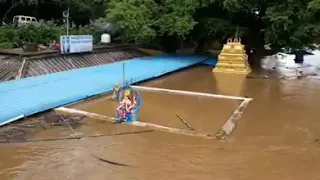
[213, 37, 251, 74]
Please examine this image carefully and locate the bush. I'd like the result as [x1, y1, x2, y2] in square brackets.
[0, 25, 17, 48]
[0, 20, 101, 49]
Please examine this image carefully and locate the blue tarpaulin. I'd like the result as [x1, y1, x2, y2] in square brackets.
[202, 59, 217, 66]
[0, 54, 209, 126]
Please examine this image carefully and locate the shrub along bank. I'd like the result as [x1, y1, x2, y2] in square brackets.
[0, 21, 101, 49]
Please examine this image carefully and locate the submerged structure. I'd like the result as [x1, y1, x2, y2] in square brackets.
[0, 53, 206, 126]
[213, 37, 251, 74]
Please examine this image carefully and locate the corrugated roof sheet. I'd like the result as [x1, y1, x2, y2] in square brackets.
[0, 47, 147, 81]
[0, 56, 21, 82]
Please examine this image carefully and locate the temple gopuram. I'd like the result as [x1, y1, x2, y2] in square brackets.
[213, 37, 251, 74]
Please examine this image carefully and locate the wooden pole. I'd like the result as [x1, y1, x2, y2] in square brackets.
[55, 107, 116, 122]
[176, 114, 194, 131]
[123, 63, 125, 86]
[215, 98, 252, 139]
[16, 59, 26, 79]
[54, 107, 215, 139]
[132, 121, 214, 139]
[132, 86, 250, 101]
[55, 110, 77, 135]
[0, 130, 154, 144]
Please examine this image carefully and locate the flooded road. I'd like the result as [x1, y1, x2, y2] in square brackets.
[1, 64, 320, 180]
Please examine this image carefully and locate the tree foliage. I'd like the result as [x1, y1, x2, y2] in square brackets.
[263, 0, 320, 48]
[106, 0, 210, 42]
[221, 0, 320, 48]
[0, 0, 320, 49]
[0, 20, 100, 48]
[106, 0, 157, 42]
[156, 0, 197, 37]
[106, 0, 320, 49]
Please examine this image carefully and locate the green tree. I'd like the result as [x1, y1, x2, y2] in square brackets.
[221, 0, 320, 49]
[220, 0, 320, 63]
[156, 0, 198, 37]
[0, 0, 38, 4]
[106, 0, 211, 44]
[106, 0, 158, 42]
[263, 0, 320, 49]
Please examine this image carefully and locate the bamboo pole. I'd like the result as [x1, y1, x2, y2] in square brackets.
[132, 86, 250, 101]
[55, 107, 116, 122]
[123, 63, 125, 86]
[54, 110, 79, 135]
[54, 107, 215, 139]
[131, 121, 214, 139]
[0, 130, 154, 144]
[176, 114, 194, 131]
[215, 98, 252, 139]
[16, 58, 26, 79]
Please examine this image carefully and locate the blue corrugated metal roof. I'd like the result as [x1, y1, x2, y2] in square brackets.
[202, 59, 217, 66]
[0, 54, 207, 126]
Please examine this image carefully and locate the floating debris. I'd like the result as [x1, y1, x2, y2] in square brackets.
[0, 129, 154, 144]
[0, 112, 86, 142]
[176, 114, 195, 131]
[92, 154, 131, 167]
[0, 127, 28, 141]
[246, 75, 269, 79]
[38, 114, 86, 129]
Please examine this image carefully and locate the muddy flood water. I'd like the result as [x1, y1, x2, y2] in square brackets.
[1, 64, 320, 180]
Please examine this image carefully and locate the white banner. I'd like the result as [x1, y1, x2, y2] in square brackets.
[60, 35, 93, 54]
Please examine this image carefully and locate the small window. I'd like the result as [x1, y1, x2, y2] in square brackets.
[32, 18, 36, 22]
[21, 17, 26, 21]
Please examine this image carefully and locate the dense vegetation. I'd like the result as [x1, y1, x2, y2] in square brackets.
[0, 0, 320, 51]
[0, 21, 101, 48]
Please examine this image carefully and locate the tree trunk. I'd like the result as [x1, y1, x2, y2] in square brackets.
[2, 0, 22, 24]
[160, 35, 179, 53]
[195, 38, 205, 52]
[294, 50, 304, 64]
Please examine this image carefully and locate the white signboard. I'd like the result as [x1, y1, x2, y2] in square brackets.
[60, 35, 93, 54]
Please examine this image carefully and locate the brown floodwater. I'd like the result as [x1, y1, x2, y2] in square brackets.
[1, 65, 320, 180]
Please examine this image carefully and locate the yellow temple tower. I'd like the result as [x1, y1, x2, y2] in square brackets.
[213, 36, 251, 74]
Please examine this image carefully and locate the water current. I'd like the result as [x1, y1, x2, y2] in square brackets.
[1, 54, 320, 180]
